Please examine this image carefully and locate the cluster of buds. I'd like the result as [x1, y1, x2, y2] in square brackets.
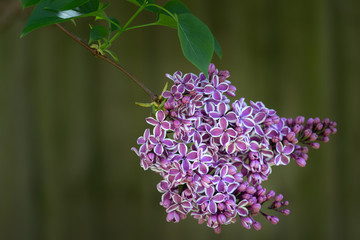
[132, 64, 337, 233]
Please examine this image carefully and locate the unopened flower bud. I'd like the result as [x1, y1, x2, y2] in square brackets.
[269, 216, 279, 225]
[267, 190, 276, 199]
[164, 102, 171, 109]
[314, 117, 320, 125]
[182, 96, 190, 104]
[217, 202, 225, 211]
[315, 123, 323, 131]
[292, 124, 301, 134]
[214, 226, 221, 234]
[309, 133, 318, 141]
[287, 118, 294, 125]
[253, 221, 262, 231]
[218, 213, 227, 225]
[286, 132, 296, 142]
[312, 142, 320, 149]
[303, 129, 312, 138]
[273, 201, 282, 208]
[296, 158, 306, 167]
[295, 116, 305, 125]
[306, 118, 314, 126]
[323, 118, 330, 125]
[282, 209, 290, 215]
[251, 203, 261, 213]
[275, 194, 284, 202]
[228, 165, 237, 175]
[246, 186, 256, 194]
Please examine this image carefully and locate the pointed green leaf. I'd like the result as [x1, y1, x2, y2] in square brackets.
[162, 0, 190, 15]
[156, 0, 190, 29]
[104, 49, 119, 63]
[162, 82, 169, 94]
[156, 14, 177, 29]
[43, 0, 90, 11]
[108, 17, 121, 32]
[21, 0, 105, 37]
[135, 102, 154, 107]
[177, 13, 214, 74]
[21, 0, 41, 8]
[89, 25, 108, 44]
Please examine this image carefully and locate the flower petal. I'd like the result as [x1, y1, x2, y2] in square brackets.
[283, 144, 295, 155]
[241, 106, 253, 117]
[212, 193, 225, 202]
[225, 112, 237, 122]
[210, 127, 223, 137]
[197, 196, 209, 205]
[154, 144, 163, 155]
[216, 181, 226, 193]
[156, 110, 165, 122]
[204, 85, 214, 94]
[219, 117, 228, 130]
[187, 151, 198, 160]
[213, 90, 222, 101]
[217, 83, 229, 91]
[146, 117, 158, 126]
[198, 163, 209, 175]
[226, 129, 237, 138]
[208, 200, 217, 214]
[220, 133, 230, 146]
[178, 143, 188, 156]
[218, 102, 227, 115]
[205, 186, 215, 197]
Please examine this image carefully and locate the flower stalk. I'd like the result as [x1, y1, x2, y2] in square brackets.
[55, 23, 157, 102]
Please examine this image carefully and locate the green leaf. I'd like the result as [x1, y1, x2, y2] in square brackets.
[135, 102, 154, 107]
[108, 17, 121, 32]
[162, 0, 190, 15]
[156, 1, 221, 60]
[21, 0, 41, 8]
[21, 0, 104, 37]
[177, 13, 214, 75]
[156, 13, 177, 29]
[44, 0, 90, 11]
[214, 37, 222, 59]
[89, 25, 108, 44]
[156, 0, 190, 29]
[104, 49, 119, 63]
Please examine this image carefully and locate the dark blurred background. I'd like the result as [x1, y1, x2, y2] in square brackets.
[0, 0, 359, 239]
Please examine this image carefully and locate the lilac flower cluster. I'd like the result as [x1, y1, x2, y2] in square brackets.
[132, 64, 337, 233]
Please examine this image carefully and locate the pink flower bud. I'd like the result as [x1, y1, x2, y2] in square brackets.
[296, 158, 306, 167]
[253, 221, 262, 231]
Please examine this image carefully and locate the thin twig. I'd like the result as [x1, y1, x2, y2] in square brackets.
[55, 23, 157, 101]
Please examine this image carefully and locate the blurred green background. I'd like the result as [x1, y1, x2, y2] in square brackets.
[0, 0, 359, 239]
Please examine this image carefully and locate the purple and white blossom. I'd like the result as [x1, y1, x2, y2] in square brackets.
[132, 63, 337, 233]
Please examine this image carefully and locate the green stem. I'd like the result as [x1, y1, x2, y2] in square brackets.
[146, 3, 177, 20]
[123, 4, 146, 30]
[108, 4, 145, 45]
[125, 22, 160, 31]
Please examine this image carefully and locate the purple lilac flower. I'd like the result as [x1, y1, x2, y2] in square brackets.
[209, 117, 237, 146]
[132, 63, 337, 233]
[197, 186, 226, 214]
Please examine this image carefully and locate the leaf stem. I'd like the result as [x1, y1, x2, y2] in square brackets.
[125, 22, 160, 31]
[108, 4, 146, 45]
[55, 23, 157, 102]
[146, 3, 177, 20]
